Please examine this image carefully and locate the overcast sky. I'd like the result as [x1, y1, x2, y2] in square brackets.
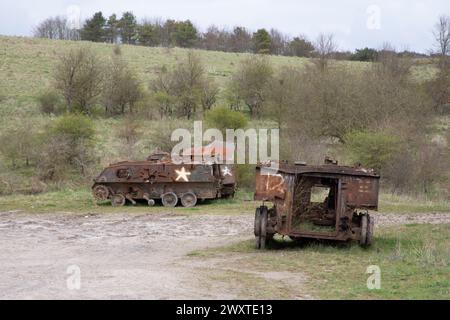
[0, 0, 448, 53]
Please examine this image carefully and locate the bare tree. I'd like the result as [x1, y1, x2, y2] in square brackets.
[53, 47, 104, 114]
[103, 55, 143, 115]
[269, 28, 288, 55]
[430, 15, 450, 113]
[433, 15, 450, 57]
[376, 43, 413, 82]
[33, 16, 80, 40]
[227, 56, 273, 118]
[314, 33, 337, 71]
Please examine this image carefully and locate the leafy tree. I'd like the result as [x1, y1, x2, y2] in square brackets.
[137, 21, 157, 46]
[119, 11, 138, 44]
[171, 20, 198, 47]
[80, 12, 106, 42]
[105, 14, 119, 43]
[253, 29, 271, 54]
[351, 47, 378, 62]
[288, 37, 315, 57]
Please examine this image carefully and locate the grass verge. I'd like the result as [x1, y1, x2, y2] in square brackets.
[188, 223, 450, 299]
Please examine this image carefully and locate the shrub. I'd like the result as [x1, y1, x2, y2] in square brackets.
[37, 90, 61, 114]
[343, 130, 401, 172]
[204, 107, 248, 133]
[235, 164, 255, 191]
[0, 122, 38, 168]
[38, 114, 97, 180]
[48, 113, 95, 142]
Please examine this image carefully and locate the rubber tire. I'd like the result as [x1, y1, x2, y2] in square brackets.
[360, 215, 368, 246]
[111, 194, 126, 207]
[181, 192, 197, 207]
[260, 206, 268, 249]
[254, 208, 261, 237]
[366, 215, 374, 246]
[162, 192, 178, 207]
[254, 208, 262, 248]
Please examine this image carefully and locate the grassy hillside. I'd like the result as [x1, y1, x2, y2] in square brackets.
[0, 35, 446, 201]
[0, 35, 436, 118]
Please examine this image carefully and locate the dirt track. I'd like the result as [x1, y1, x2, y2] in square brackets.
[1, 210, 449, 299]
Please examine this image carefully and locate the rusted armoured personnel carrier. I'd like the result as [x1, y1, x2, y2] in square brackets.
[92, 152, 236, 207]
[254, 158, 379, 248]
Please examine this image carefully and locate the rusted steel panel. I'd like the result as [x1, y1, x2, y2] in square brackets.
[92, 152, 236, 207]
[345, 176, 379, 209]
[254, 159, 380, 246]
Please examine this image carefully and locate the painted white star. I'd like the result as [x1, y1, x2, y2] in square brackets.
[222, 166, 232, 177]
[175, 167, 191, 182]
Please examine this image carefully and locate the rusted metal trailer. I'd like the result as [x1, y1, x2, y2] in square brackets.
[92, 152, 236, 207]
[254, 159, 380, 248]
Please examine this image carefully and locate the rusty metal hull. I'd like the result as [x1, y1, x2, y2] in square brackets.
[254, 162, 379, 246]
[92, 153, 236, 207]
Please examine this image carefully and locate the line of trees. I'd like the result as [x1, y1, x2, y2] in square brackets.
[34, 11, 317, 57]
[34, 11, 433, 60]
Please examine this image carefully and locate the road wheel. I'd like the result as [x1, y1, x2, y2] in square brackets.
[111, 194, 126, 207]
[366, 215, 374, 246]
[162, 192, 178, 207]
[93, 185, 109, 201]
[360, 215, 368, 246]
[181, 192, 197, 207]
[147, 199, 155, 206]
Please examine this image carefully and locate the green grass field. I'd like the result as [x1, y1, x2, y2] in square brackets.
[0, 187, 447, 214]
[189, 223, 450, 299]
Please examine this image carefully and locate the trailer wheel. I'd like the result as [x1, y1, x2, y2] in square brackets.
[254, 208, 261, 237]
[181, 192, 197, 207]
[111, 194, 126, 207]
[255, 206, 268, 249]
[162, 192, 178, 207]
[260, 206, 268, 249]
[366, 215, 374, 246]
[360, 215, 368, 246]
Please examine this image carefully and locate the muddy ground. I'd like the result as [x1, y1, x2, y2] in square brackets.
[1, 210, 449, 299]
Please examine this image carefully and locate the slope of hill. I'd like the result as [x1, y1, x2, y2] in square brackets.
[0, 35, 438, 118]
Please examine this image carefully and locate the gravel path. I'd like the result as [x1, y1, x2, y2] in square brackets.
[0, 210, 449, 299]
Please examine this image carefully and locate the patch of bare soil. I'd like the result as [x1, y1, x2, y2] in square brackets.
[0, 210, 448, 299]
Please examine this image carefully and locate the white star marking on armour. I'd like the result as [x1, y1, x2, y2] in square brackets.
[175, 167, 191, 182]
[222, 166, 232, 177]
